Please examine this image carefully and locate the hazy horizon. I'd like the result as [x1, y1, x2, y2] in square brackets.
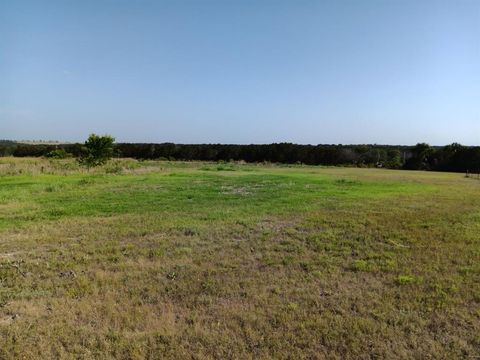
[1, 0, 479, 145]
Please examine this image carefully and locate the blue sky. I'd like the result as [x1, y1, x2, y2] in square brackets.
[0, 0, 479, 145]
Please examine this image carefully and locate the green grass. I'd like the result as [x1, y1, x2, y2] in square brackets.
[0, 158, 479, 359]
[0, 170, 425, 229]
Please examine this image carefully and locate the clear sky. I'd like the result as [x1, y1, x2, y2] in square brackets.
[0, 0, 479, 145]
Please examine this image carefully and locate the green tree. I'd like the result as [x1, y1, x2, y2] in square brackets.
[405, 143, 434, 170]
[78, 134, 115, 168]
[386, 149, 403, 169]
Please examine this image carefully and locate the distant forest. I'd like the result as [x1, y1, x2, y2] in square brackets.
[1, 140, 480, 173]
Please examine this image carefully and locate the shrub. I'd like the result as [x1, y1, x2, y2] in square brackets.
[45, 149, 71, 159]
[78, 134, 115, 169]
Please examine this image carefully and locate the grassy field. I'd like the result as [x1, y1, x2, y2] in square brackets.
[0, 158, 479, 359]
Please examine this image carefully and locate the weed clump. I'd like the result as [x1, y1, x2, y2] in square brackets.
[396, 275, 417, 285]
[350, 260, 372, 272]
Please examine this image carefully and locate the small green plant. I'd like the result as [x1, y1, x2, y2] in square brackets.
[287, 302, 299, 311]
[351, 260, 371, 272]
[397, 275, 416, 285]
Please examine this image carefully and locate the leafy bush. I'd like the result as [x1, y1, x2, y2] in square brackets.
[78, 134, 115, 169]
[45, 149, 71, 159]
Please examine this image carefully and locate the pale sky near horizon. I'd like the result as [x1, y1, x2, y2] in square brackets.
[0, 0, 479, 145]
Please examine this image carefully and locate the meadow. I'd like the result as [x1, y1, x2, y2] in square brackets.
[0, 157, 479, 359]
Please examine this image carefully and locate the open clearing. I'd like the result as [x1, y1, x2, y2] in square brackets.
[0, 158, 479, 359]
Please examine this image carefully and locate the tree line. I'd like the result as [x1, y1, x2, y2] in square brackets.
[2, 139, 480, 173]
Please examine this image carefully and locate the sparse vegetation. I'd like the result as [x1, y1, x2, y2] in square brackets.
[0, 158, 479, 358]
